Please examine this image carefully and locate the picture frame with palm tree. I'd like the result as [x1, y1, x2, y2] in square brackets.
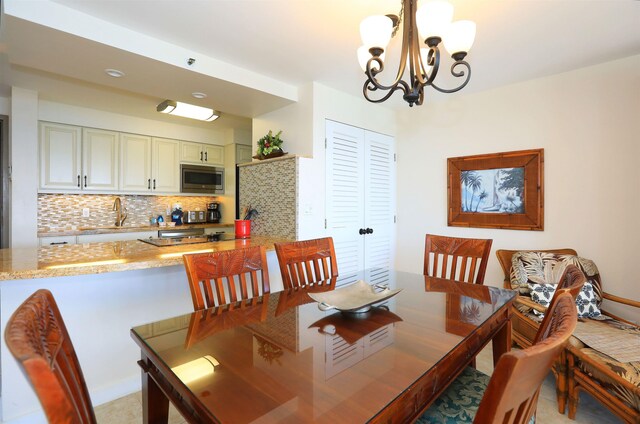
[447, 149, 544, 230]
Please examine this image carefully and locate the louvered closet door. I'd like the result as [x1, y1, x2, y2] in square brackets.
[326, 120, 365, 281]
[363, 130, 395, 286]
[326, 120, 395, 286]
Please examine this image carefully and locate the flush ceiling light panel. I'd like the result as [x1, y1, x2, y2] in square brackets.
[157, 100, 220, 122]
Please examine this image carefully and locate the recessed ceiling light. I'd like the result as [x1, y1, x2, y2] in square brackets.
[191, 92, 207, 99]
[105, 68, 125, 78]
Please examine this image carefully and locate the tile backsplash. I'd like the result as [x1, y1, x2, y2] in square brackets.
[239, 155, 298, 240]
[38, 194, 216, 231]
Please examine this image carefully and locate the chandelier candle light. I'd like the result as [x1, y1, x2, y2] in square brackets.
[358, 0, 475, 107]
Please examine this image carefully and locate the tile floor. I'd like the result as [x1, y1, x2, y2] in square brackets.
[94, 344, 623, 423]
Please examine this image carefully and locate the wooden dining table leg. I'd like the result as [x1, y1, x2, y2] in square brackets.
[491, 314, 512, 367]
[140, 354, 170, 424]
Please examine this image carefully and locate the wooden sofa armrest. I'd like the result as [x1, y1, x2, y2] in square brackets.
[600, 292, 640, 326]
[515, 295, 547, 313]
[602, 292, 640, 309]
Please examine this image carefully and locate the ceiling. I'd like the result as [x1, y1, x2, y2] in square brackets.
[1, 0, 639, 130]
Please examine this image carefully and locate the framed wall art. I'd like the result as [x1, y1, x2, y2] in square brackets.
[447, 149, 544, 231]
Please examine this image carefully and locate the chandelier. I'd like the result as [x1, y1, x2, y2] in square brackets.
[358, 0, 476, 107]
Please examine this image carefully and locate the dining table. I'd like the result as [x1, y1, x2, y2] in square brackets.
[130, 269, 516, 423]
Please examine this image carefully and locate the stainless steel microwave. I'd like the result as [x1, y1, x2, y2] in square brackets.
[181, 164, 224, 194]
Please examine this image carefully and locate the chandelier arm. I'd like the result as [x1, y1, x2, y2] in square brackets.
[364, 56, 408, 92]
[363, 81, 408, 104]
[431, 61, 471, 93]
[363, 76, 410, 98]
[422, 46, 440, 86]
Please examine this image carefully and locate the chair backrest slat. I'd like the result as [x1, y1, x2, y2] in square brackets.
[424, 234, 493, 284]
[183, 246, 270, 310]
[275, 238, 338, 289]
[5, 289, 97, 424]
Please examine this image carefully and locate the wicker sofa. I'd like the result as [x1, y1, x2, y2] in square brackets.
[496, 248, 640, 423]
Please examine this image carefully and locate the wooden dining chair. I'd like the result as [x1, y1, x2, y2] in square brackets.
[183, 245, 270, 310]
[418, 291, 578, 424]
[274, 237, 338, 289]
[423, 234, 493, 284]
[4, 289, 97, 424]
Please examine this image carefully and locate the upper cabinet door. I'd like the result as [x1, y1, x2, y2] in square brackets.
[120, 133, 152, 192]
[82, 128, 119, 190]
[39, 122, 82, 190]
[236, 144, 253, 164]
[202, 145, 224, 166]
[180, 141, 204, 165]
[152, 138, 180, 193]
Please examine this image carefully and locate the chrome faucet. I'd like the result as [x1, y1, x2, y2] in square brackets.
[112, 197, 128, 226]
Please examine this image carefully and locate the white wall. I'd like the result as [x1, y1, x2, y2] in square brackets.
[0, 96, 10, 115]
[10, 87, 39, 248]
[396, 55, 640, 320]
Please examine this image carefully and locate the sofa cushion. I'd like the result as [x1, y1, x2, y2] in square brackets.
[574, 348, 640, 411]
[528, 281, 601, 318]
[510, 252, 602, 303]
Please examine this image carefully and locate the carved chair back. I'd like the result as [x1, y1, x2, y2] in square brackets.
[5, 289, 97, 424]
[423, 234, 492, 284]
[474, 292, 577, 423]
[534, 264, 586, 344]
[274, 237, 338, 289]
[183, 246, 270, 310]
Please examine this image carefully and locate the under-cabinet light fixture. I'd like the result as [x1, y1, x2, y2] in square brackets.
[157, 100, 220, 122]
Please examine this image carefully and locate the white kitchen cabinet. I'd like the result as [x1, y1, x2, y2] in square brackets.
[77, 231, 156, 243]
[38, 235, 77, 246]
[39, 123, 118, 191]
[39, 122, 82, 190]
[120, 135, 179, 193]
[236, 144, 253, 164]
[325, 120, 396, 283]
[120, 133, 152, 192]
[82, 128, 119, 190]
[181, 141, 224, 166]
[152, 138, 181, 193]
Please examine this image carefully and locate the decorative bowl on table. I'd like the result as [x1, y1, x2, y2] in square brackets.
[307, 280, 402, 314]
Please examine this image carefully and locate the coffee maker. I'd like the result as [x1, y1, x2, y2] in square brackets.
[207, 202, 221, 223]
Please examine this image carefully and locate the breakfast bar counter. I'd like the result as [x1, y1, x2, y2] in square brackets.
[0, 235, 290, 281]
[0, 235, 290, 423]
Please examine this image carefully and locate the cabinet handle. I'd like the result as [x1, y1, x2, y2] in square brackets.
[77, 175, 81, 187]
[84, 175, 87, 187]
[200, 151, 203, 161]
[205, 151, 208, 161]
[147, 179, 151, 190]
[153, 179, 156, 190]
[359, 228, 366, 235]
[366, 228, 374, 234]
[50, 241, 68, 245]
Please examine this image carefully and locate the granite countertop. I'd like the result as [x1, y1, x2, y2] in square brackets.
[38, 222, 234, 237]
[0, 235, 290, 281]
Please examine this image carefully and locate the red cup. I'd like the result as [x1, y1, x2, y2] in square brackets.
[235, 220, 251, 239]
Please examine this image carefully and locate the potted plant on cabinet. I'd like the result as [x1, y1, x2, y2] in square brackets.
[254, 130, 286, 160]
